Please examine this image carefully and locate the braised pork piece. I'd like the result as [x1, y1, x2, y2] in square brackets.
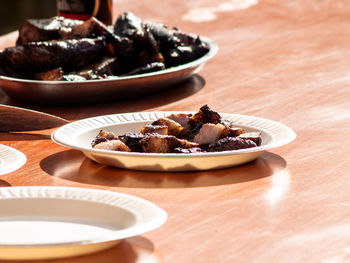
[0, 12, 210, 81]
[0, 37, 106, 72]
[16, 16, 84, 45]
[91, 105, 262, 153]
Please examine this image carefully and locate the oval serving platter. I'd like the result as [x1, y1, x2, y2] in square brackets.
[0, 37, 218, 105]
[51, 111, 296, 172]
[0, 186, 167, 260]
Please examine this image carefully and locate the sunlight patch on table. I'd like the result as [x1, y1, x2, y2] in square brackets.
[265, 169, 291, 206]
[182, 0, 258, 22]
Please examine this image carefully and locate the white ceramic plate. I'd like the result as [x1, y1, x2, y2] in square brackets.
[0, 37, 218, 105]
[0, 144, 26, 175]
[0, 186, 167, 260]
[51, 111, 296, 171]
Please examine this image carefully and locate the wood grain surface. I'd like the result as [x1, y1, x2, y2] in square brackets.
[1, 0, 350, 262]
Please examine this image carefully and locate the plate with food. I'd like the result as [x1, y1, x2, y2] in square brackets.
[51, 105, 296, 171]
[0, 144, 26, 175]
[0, 186, 167, 260]
[0, 12, 218, 104]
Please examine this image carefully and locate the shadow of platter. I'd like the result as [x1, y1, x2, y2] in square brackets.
[0, 179, 11, 187]
[41, 149, 287, 189]
[0, 74, 205, 121]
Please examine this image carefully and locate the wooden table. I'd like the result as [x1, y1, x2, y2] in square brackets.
[1, 0, 350, 262]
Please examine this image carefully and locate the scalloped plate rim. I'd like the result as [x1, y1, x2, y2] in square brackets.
[52, 111, 296, 158]
[0, 144, 27, 176]
[0, 186, 167, 248]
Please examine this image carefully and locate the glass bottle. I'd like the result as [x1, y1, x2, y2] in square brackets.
[57, 0, 113, 25]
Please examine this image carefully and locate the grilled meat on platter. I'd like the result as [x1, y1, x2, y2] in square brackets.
[0, 12, 210, 81]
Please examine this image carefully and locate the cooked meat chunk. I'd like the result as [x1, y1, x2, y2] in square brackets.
[152, 118, 184, 137]
[139, 134, 182, 153]
[144, 22, 174, 48]
[193, 123, 226, 145]
[220, 127, 244, 138]
[189, 104, 221, 125]
[91, 130, 118, 147]
[0, 64, 31, 79]
[163, 41, 209, 67]
[173, 147, 203, 153]
[145, 22, 210, 67]
[35, 68, 65, 81]
[93, 139, 131, 152]
[166, 113, 192, 137]
[106, 34, 136, 63]
[239, 132, 262, 146]
[119, 133, 145, 152]
[141, 125, 168, 135]
[113, 12, 162, 71]
[207, 137, 257, 152]
[16, 16, 83, 45]
[76, 57, 120, 79]
[178, 138, 199, 149]
[2, 37, 106, 72]
[114, 12, 159, 55]
[35, 65, 115, 81]
[122, 62, 165, 76]
[91, 57, 119, 75]
[166, 113, 191, 127]
[139, 134, 197, 153]
[70, 17, 112, 39]
[69, 17, 133, 61]
[114, 12, 144, 38]
[17, 16, 114, 45]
